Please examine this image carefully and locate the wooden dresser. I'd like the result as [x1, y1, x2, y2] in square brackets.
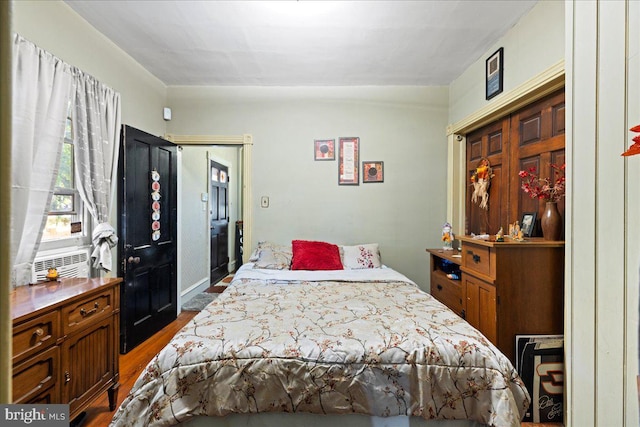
[428, 236, 564, 362]
[11, 277, 121, 420]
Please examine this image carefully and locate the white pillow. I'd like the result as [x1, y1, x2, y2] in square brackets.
[341, 244, 382, 269]
[249, 241, 293, 270]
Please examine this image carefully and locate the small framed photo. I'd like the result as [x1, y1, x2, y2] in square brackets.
[314, 139, 335, 160]
[363, 161, 384, 183]
[521, 212, 537, 237]
[486, 47, 504, 100]
[338, 137, 359, 185]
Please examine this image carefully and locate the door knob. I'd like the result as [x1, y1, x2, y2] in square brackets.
[128, 256, 141, 264]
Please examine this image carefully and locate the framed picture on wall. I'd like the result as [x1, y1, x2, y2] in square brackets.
[485, 47, 504, 100]
[521, 212, 537, 237]
[314, 139, 335, 160]
[338, 137, 359, 185]
[362, 161, 384, 183]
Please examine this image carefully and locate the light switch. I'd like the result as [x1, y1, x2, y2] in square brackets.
[261, 196, 269, 208]
[201, 192, 208, 202]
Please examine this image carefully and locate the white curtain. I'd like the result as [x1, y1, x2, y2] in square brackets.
[71, 69, 121, 272]
[11, 34, 122, 286]
[11, 34, 73, 287]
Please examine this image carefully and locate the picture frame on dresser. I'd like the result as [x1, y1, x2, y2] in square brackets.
[521, 212, 537, 237]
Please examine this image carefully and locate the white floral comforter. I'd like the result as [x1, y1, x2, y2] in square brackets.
[110, 265, 530, 427]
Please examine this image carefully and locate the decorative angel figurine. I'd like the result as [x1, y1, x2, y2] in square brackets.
[442, 222, 454, 250]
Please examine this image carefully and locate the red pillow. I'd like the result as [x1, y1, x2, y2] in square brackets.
[291, 240, 343, 270]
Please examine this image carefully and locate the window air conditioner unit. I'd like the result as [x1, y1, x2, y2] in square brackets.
[31, 248, 90, 283]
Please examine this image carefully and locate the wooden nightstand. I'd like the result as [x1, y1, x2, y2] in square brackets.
[426, 248, 464, 317]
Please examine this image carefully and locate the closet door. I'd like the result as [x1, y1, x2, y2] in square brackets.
[465, 88, 565, 237]
[465, 117, 510, 235]
[508, 90, 565, 236]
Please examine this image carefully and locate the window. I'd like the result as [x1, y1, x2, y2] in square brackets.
[40, 116, 90, 247]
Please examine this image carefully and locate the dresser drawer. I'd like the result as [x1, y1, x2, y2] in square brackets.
[463, 243, 493, 278]
[431, 273, 464, 316]
[62, 289, 114, 335]
[13, 345, 59, 404]
[12, 311, 59, 365]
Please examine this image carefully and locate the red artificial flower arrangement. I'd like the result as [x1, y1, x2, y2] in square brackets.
[519, 163, 566, 202]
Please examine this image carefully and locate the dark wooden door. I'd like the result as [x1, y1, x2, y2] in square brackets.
[117, 125, 177, 353]
[209, 159, 229, 284]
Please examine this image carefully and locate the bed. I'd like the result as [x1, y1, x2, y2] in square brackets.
[110, 241, 530, 427]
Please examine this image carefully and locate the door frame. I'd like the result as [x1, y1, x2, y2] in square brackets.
[166, 133, 253, 267]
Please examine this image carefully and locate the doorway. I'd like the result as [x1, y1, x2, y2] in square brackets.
[169, 134, 252, 309]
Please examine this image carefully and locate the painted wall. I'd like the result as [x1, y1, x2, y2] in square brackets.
[167, 86, 449, 288]
[448, 0, 564, 124]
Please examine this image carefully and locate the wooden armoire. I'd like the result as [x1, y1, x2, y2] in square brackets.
[433, 88, 568, 362]
[465, 89, 565, 236]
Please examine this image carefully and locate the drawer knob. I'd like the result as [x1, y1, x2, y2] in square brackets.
[65, 371, 71, 383]
[436, 284, 443, 291]
[33, 328, 44, 337]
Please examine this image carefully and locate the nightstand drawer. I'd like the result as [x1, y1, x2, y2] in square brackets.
[62, 289, 114, 335]
[431, 273, 464, 316]
[463, 244, 492, 277]
[13, 311, 59, 365]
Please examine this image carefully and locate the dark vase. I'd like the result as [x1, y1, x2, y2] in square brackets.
[541, 201, 562, 240]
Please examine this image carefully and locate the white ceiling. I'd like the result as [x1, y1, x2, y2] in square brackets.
[64, 0, 538, 87]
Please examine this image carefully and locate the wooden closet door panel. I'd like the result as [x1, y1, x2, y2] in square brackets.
[509, 89, 565, 232]
[465, 118, 510, 235]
